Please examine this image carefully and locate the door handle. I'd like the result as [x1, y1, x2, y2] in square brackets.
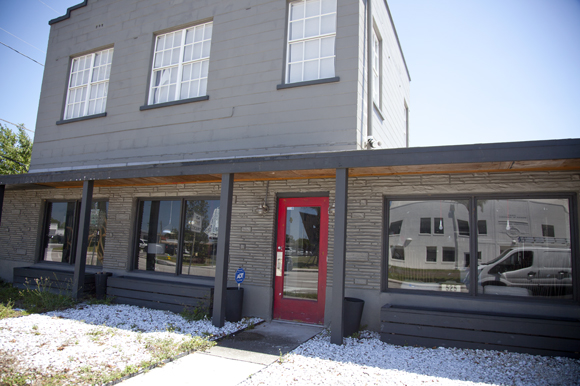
[557, 271, 567, 280]
[276, 252, 283, 277]
[527, 271, 537, 280]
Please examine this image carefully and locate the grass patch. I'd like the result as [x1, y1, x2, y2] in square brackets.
[0, 277, 77, 318]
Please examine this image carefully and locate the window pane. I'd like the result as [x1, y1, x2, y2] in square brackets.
[304, 39, 320, 60]
[86, 201, 108, 267]
[290, 20, 304, 41]
[202, 41, 211, 58]
[289, 42, 304, 63]
[426, 247, 437, 263]
[304, 17, 320, 38]
[305, 0, 320, 18]
[181, 200, 219, 277]
[420, 218, 431, 234]
[43, 202, 77, 263]
[320, 36, 334, 57]
[290, 1, 305, 21]
[135, 200, 182, 274]
[319, 57, 334, 78]
[288, 63, 303, 83]
[321, 0, 336, 14]
[283, 206, 320, 300]
[303, 60, 318, 81]
[477, 198, 572, 299]
[320, 13, 336, 35]
[387, 200, 470, 293]
[204, 23, 213, 40]
[199, 78, 207, 95]
[458, 219, 470, 236]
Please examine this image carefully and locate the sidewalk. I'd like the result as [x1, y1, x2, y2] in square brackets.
[117, 320, 323, 386]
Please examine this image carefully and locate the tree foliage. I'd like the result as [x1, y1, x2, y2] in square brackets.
[0, 124, 32, 174]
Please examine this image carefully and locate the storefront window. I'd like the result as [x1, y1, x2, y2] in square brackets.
[387, 200, 470, 293]
[476, 198, 572, 299]
[385, 196, 574, 300]
[134, 198, 219, 277]
[42, 200, 108, 266]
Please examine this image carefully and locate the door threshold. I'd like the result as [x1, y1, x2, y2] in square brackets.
[272, 319, 325, 327]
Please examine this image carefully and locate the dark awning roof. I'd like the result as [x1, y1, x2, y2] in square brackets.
[2, 139, 579, 189]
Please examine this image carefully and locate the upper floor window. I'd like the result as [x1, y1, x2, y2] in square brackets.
[64, 48, 113, 120]
[286, 0, 337, 83]
[372, 28, 381, 104]
[148, 22, 212, 105]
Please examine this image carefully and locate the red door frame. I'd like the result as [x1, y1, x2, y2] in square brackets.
[273, 196, 328, 324]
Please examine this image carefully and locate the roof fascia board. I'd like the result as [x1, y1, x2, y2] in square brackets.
[383, 0, 411, 81]
[49, 1, 88, 25]
[1, 139, 579, 186]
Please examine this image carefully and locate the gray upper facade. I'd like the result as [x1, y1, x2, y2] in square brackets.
[29, 0, 410, 173]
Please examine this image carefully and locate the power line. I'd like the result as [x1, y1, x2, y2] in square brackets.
[0, 118, 35, 133]
[0, 154, 28, 171]
[0, 27, 46, 54]
[0, 41, 44, 66]
[37, 0, 61, 15]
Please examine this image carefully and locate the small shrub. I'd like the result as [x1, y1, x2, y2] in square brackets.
[180, 302, 210, 322]
[20, 277, 76, 313]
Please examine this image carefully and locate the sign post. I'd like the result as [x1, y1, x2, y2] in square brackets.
[235, 267, 245, 290]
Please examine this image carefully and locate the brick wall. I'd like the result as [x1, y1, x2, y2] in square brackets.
[1, 171, 578, 291]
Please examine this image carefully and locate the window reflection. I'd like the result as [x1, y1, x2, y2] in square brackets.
[283, 206, 320, 300]
[135, 199, 219, 277]
[477, 199, 572, 299]
[387, 200, 470, 293]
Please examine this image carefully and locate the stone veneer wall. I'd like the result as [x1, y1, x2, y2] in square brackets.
[1, 171, 578, 292]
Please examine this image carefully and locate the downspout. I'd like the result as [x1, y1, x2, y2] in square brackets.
[366, 0, 373, 145]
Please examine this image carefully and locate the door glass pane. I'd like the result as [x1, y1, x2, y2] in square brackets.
[477, 198, 572, 299]
[135, 200, 181, 274]
[387, 200, 470, 293]
[44, 202, 76, 263]
[181, 200, 219, 277]
[283, 206, 320, 300]
[86, 201, 108, 267]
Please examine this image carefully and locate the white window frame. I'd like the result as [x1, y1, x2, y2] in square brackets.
[64, 48, 113, 120]
[148, 22, 213, 105]
[372, 28, 381, 105]
[286, 0, 337, 84]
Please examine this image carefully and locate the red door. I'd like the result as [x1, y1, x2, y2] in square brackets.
[273, 197, 328, 324]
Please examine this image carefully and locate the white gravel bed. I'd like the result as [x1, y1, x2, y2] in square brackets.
[241, 331, 580, 386]
[0, 304, 261, 383]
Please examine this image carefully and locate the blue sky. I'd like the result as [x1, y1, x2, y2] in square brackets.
[0, 0, 579, 147]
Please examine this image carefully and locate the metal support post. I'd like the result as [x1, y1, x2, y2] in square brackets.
[212, 173, 234, 327]
[331, 168, 348, 344]
[72, 180, 93, 300]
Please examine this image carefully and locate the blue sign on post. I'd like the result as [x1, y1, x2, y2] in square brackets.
[235, 268, 245, 287]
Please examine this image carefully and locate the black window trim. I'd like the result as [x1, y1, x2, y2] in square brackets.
[38, 198, 109, 265]
[131, 196, 220, 277]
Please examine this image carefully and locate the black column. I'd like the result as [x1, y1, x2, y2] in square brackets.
[212, 173, 234, 327]
[72, 180, 94, 300]
[331, 168, 348, 345]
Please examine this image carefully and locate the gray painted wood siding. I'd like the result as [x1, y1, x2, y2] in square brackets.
[30, 0, 364, 172]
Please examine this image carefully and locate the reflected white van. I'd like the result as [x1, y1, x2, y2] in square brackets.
[478, 247, 572, 296]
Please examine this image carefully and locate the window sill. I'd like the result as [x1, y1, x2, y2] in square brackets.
[277, 76, 340, 90]
[56, 112, 106, 125]
[140, 95, 209, 111]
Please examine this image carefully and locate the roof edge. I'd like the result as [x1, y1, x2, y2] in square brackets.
[383, 0, 411, 81]
[2, 138, 579, 186]
[49, 1, 88, 25]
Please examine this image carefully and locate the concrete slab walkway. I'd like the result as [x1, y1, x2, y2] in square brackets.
[117, 320, 323, 386]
